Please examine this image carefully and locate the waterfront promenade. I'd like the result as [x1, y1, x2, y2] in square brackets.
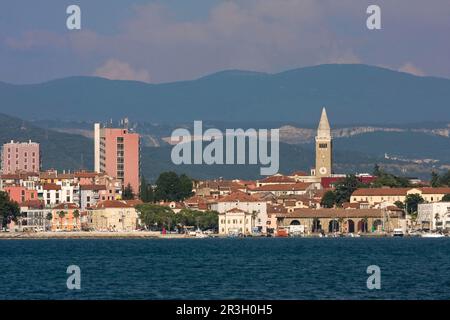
[0, 231, 187, 239]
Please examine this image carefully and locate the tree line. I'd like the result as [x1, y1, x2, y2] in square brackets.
[0, 191, 20, 230]
[139, 172, 193, 203]
[136, 204, 218, 231]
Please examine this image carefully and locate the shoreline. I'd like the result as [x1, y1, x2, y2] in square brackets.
[0, 231, 189, 240]
[0, 231, 436, 240]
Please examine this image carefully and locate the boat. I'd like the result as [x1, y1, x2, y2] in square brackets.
[393, 228, 404, 237]
[421, 233, 445, 238]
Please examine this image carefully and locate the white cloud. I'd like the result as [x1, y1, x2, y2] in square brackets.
[93, 59, 151, 82]
[70, 0, 361, 82]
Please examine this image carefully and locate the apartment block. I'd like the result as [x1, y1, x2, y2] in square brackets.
[1, 140, 40, 174]
[94, 123, 140, 196]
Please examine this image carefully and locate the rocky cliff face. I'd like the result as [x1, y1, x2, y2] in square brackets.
[279, 125, 450, 144]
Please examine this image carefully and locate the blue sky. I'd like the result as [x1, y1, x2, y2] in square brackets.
[1, 0, 449, 84]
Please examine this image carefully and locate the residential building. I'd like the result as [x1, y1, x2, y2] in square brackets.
[94, 123, 140, 195]
[218, 208, 253, 235]
[417, 202, 450, 231]
[18, 200, 51, 231]
[79, 184, 106, 210]
[51, 203, 81, 231]
[249, 182, 314, 197]
[3, 185, 37, 204]
[1, 140, 40, 174]
[211, 192, 268, 233]
[351, 187, 450, 206]
[88, 200, 142, 231]
[274, 208, 406, 234]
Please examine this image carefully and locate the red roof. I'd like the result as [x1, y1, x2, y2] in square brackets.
[80, 184, 106, 191]
[218, 191, 260, 203]
[92, 200, 142, 209]
[259, 175, 296, 184]
[75, 171, 98, 178]
[291, 171, 309, 176]
[42, 183, 61, 191]
[420, 187, 450, 194]
[278, 208, 387, 219]
[225, 208, 247, 213]
[53, 203, 79, 210]
[251, 182, 311, 192]
[20, 200, 44, 209]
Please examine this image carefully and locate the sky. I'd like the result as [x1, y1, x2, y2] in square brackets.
[0, 0, 449, 84]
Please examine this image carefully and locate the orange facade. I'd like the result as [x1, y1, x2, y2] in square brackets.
[51, 204, 81, 231]
[96, 126, 140, 197]
[4, 186, 37, 204]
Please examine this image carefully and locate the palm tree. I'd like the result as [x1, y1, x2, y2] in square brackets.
[46, 212, 53, 231]
[251, 210, 258, 234]
[338, 217, 345, 234]
[73, 210, 80, 230]
[434, 213, 440, 231]
[58, 211, 66, 230]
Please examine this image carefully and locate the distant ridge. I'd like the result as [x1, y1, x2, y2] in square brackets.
[0, 64, 450, 124]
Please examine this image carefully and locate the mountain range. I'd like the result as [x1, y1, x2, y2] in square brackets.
[1, 112, 448, 181]
[1, 64, 450, 124]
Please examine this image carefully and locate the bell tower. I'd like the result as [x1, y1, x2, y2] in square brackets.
[315, 107, 332, 177]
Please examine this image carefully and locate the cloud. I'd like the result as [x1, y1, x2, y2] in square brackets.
[3, 0, 450, 83]
[93, 59, 151, 82]
[5, 30, 66, 50]
[69, 0, 362, 82]
[398, 62, 424, 76]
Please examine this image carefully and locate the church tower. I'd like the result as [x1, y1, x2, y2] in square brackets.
[315, 107, 332, 177]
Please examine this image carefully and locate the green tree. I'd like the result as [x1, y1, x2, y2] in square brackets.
[154, 172, 193, 202]
[73, 209, 80, 229]
[371, 167, 411, 188]
[373, 164, 382, 177]
[140, 176, 149, 202]
[179, 174, 194, 200]
[321, 190, 336, 208]
[139, 177, 155, 203]
[394, 200, 405, 209]
[176, 208, 219, 230]
[58, 210, 66, 229]
[122, 184, 134, 200]
[430, 171, 442, 187]
[442, 194, 450, 202]
[0, 191, 21, 230]
[404, 194, 425, 217]
[439, 170, 450, 186]
[334, 174, 363, 206]
[136, 204, 175, 230]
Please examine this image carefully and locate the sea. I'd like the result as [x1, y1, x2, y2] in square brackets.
[0, 238, 449, 300]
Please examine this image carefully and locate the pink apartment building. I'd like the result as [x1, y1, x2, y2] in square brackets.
[1, 140, 40, 174]
[94, 123, 140, 196]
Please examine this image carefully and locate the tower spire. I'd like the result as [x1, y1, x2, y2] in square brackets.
[317, 107, 331, 138]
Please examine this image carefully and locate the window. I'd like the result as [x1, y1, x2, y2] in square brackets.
[319, 143, 328, 148]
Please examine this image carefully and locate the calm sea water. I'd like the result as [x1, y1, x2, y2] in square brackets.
[0, 238, 449, 300]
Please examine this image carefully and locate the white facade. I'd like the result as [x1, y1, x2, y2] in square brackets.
[417, 202, 450, 231]
[211, 200, 267, 233]
[218, 209, 253, 235]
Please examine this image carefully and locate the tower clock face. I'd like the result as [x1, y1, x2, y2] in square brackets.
[319, 167, 327, 175]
